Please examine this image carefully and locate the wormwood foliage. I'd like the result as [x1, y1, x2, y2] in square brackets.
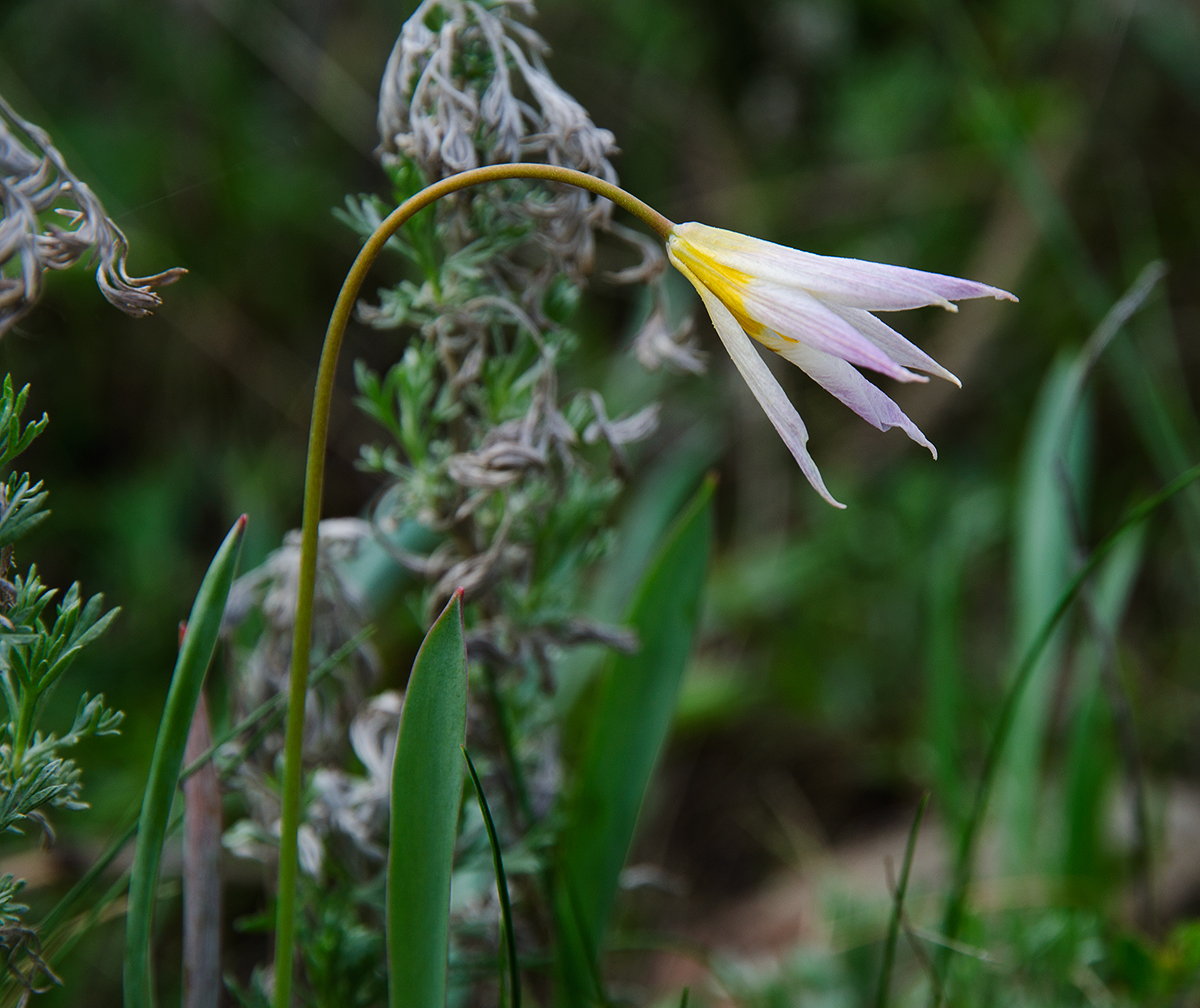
[0, 375, 121, 995]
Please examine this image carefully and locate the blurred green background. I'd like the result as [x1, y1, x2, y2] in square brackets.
[2, 0, 1200, 1002]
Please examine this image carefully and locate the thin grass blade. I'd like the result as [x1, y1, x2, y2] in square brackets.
[875, 793, 929, 1008]
[555, 427, 719, 715]
[924, 490, 1000, 835]
[463, 748, 519, 1008]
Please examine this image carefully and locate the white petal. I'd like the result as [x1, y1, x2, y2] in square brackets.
[823, 303, 961, 386]
[672, 253, 845, 507]
[772, 339, 937, 457]
[740, 280, 926, 383]
[675, 222, 1017, 312]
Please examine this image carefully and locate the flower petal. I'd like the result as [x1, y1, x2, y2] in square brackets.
[771, 338, 937, 457]
[822, 302, 961, 386]
[740, 279, 926, 383]
[672, 254, 845, 507]
[674, 222, 1017, 312]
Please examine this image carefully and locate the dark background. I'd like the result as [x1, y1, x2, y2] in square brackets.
[1, 0, 1199, 1001]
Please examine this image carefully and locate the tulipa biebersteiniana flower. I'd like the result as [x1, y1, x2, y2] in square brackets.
[667, 221, 1017, 507]
[269, 146, 1019, 1003]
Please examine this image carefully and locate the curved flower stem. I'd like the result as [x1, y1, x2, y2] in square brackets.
[272, 163, 674, 1008]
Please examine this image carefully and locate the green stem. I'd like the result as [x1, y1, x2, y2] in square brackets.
[272, 164, 675, 1008]
[9, 687, 38, 776]
[875, 792, 929, 1008]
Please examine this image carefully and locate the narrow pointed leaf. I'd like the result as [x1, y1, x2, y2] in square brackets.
[124, 515, 246, 1008]
[387, 590, 468, 1008]
[996, 352, 1090, 871]
[555, 475, 715, 999]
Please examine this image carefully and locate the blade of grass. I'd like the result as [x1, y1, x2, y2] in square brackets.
[124, 515, 246, 1008]
[387, 590, 468, 1008]
[998, 353, 1091, 872]
[555, 475, 715, 1002]
[40, 872, 132, 996]
[937, 461, 1200, 988]
[1048, 266, 1161, 914]
[875, 793, 929, 1008]
[462, 748, 519, 1008]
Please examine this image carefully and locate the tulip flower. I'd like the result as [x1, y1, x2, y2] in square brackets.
[274, 167, 1019, 1005]
[667, 222, 1016, 507]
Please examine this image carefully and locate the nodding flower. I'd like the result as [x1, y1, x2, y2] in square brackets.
[667, 221, 1016, 507]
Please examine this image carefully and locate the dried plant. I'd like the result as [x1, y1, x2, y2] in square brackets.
[376, 0, 618, 281]
[221, 2, 673, 1001]
[0, 95, 184, 336]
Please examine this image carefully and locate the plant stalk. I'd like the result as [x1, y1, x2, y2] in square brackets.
[9, 689, 36, 774]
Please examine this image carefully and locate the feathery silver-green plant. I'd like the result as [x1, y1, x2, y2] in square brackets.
[0, 376, 121, 1003]
[220, 1, 673, 1002]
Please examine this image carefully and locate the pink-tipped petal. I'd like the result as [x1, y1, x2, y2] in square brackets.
[675, 222, 1017, 312]
[823, 303, 961, 386]
[673, 259, 845, 507]
[742, 281, 926, 384]
[773, 339, 938, 458]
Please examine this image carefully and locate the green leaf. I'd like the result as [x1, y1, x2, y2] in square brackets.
[387, 590, 468, 1008]
[938, 460, 1200, 966]
[123, 515, 247, 1008]
[555, 475, 715, 1002]
[554, 426, 720, 716]
[0, 375, 47, 471]
[996, 352, 1091, 872]
[463, 748, 520, 1008]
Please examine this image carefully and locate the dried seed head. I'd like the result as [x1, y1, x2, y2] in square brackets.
[377, 0, 618, 276]
[378, 0, 615, 180]
[0, 95, 184, 335]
